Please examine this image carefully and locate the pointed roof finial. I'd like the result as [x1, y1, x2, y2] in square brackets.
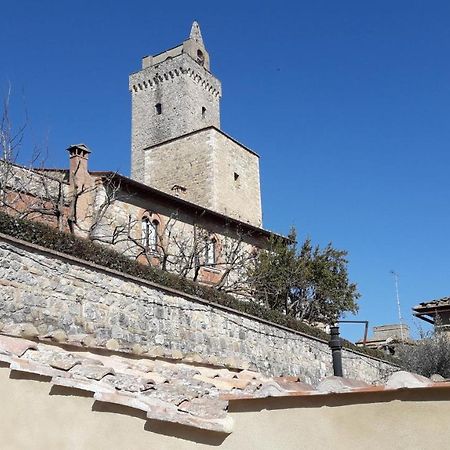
[190, 21, 204, 45]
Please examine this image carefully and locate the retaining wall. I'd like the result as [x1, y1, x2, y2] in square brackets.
[0, 234, 397, 384]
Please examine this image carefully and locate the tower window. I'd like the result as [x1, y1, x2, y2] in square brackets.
[197, 49, 205, 66]
[234, 172, 239, 181]
[155, 103, 162, 115]
[202, 106, 206, 118]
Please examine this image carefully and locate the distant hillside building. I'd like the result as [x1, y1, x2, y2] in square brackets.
[357, 324, 410, 355]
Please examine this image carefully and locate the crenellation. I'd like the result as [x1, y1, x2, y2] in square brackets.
[130, 22, 262, 226]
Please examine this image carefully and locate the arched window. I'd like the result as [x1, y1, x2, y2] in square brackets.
[141, 218, 158, 252]
[205, 237, 216, 266]
[155, 103, 162, 115]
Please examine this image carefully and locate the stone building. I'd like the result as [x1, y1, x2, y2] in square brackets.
[129, 22, 262, 228]
[0, 22, 277, 290]
[356, 323, 411, 355]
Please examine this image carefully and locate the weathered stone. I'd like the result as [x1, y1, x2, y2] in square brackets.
[274, 377, 314, 392]
[102, 373, 155, 393]
[132, 344, 145, 355]
[0, 335, 37, 356]
[46, 329, 68, 343]
[82, 335, 97, 348]
[105, 339, 120, 352]
[0, 239, 398, 384]
[183, 352, 202, 363]
[431, 374, 446, 382]
[386, 371, 432, 389]
[70, 364, 115, 381]
[316, 376, 370, 394]
[20, 323, 39, 339]
[171, 349, 183, 360]
[147, 346, 164, 358]
[177, 398, 228, 419]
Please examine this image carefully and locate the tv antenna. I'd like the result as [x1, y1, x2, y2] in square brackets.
[390, 270, 405, 342]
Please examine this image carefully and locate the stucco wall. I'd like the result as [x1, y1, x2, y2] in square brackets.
[1, 366, 449, 450]
[0, 236, 396, 384]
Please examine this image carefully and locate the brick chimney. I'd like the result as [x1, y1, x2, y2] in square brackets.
[67, 144, 91, 190]
[66, 144, 93, 233]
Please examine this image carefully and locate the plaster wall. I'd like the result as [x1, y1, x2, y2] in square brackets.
[0, 366, 449, 450]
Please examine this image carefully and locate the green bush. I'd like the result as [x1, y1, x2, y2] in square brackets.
[396, 330, 450, 377]
[0, 211, 396, 363]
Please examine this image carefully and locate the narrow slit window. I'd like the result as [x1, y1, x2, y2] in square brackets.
[234, 172, 239, 181]
[155, 103, 162, 115]
[202, 106, 206, 118]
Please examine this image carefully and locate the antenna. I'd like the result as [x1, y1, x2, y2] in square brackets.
[390, 270, 405, 342]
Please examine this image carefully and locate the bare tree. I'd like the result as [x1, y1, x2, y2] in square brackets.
[0, 87, 259, 293]
[0, 86, 66, 229]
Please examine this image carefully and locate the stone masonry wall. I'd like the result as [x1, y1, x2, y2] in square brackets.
[130, 53, 221, 181]
[0, 235, 397, 385]
[144, 128, 262, 227]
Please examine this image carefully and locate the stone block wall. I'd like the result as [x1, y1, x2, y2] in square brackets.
[130, 53, 221, 181]
[144, 128, 262, 227]
[0, 235, 397, 385]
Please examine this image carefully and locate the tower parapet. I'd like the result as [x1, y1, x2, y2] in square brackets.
[129, 22, 262, 227]
[130, 21, 221, 181]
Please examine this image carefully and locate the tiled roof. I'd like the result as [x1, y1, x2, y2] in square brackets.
[414, 296, 450, 311]
[0, 333, 448, 434]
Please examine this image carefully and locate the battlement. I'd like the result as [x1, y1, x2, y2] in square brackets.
[129, 22, 262, 227]
[129, 53, 221, 98]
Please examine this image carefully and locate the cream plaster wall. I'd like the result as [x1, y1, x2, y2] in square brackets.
[1, 366, 450, 450]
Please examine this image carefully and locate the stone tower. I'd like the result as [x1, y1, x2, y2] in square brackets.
[129, 22, 262, 227]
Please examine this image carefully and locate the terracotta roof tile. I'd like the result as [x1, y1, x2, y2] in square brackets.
[414, 296, 450, 310]
[0, 335, 37, 357]
[0, 332, 448, 434]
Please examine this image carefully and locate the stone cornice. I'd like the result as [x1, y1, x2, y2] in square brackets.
[129, 53, 221, 98]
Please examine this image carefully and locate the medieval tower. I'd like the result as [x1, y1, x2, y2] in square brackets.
[129, 22, 262, 227]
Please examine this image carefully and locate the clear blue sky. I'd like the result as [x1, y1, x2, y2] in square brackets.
[2, 1, 450, 341]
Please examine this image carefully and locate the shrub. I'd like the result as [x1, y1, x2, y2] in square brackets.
[0, 210, 395, 363]
[396, 330, 450, 378]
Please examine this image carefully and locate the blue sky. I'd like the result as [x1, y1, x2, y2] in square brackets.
[2, 1, 450, 341]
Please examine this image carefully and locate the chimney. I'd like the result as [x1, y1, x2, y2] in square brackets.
[67, 143, 91, 189]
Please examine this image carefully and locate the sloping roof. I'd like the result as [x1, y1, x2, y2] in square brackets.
[90, 171, 287, 242]
[0, 333, 448, 434]
[413, 297, 450, 323]
[32, 167, 286, 241]
[142, 126, 260, 158]
[414, 297, 450, 311]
